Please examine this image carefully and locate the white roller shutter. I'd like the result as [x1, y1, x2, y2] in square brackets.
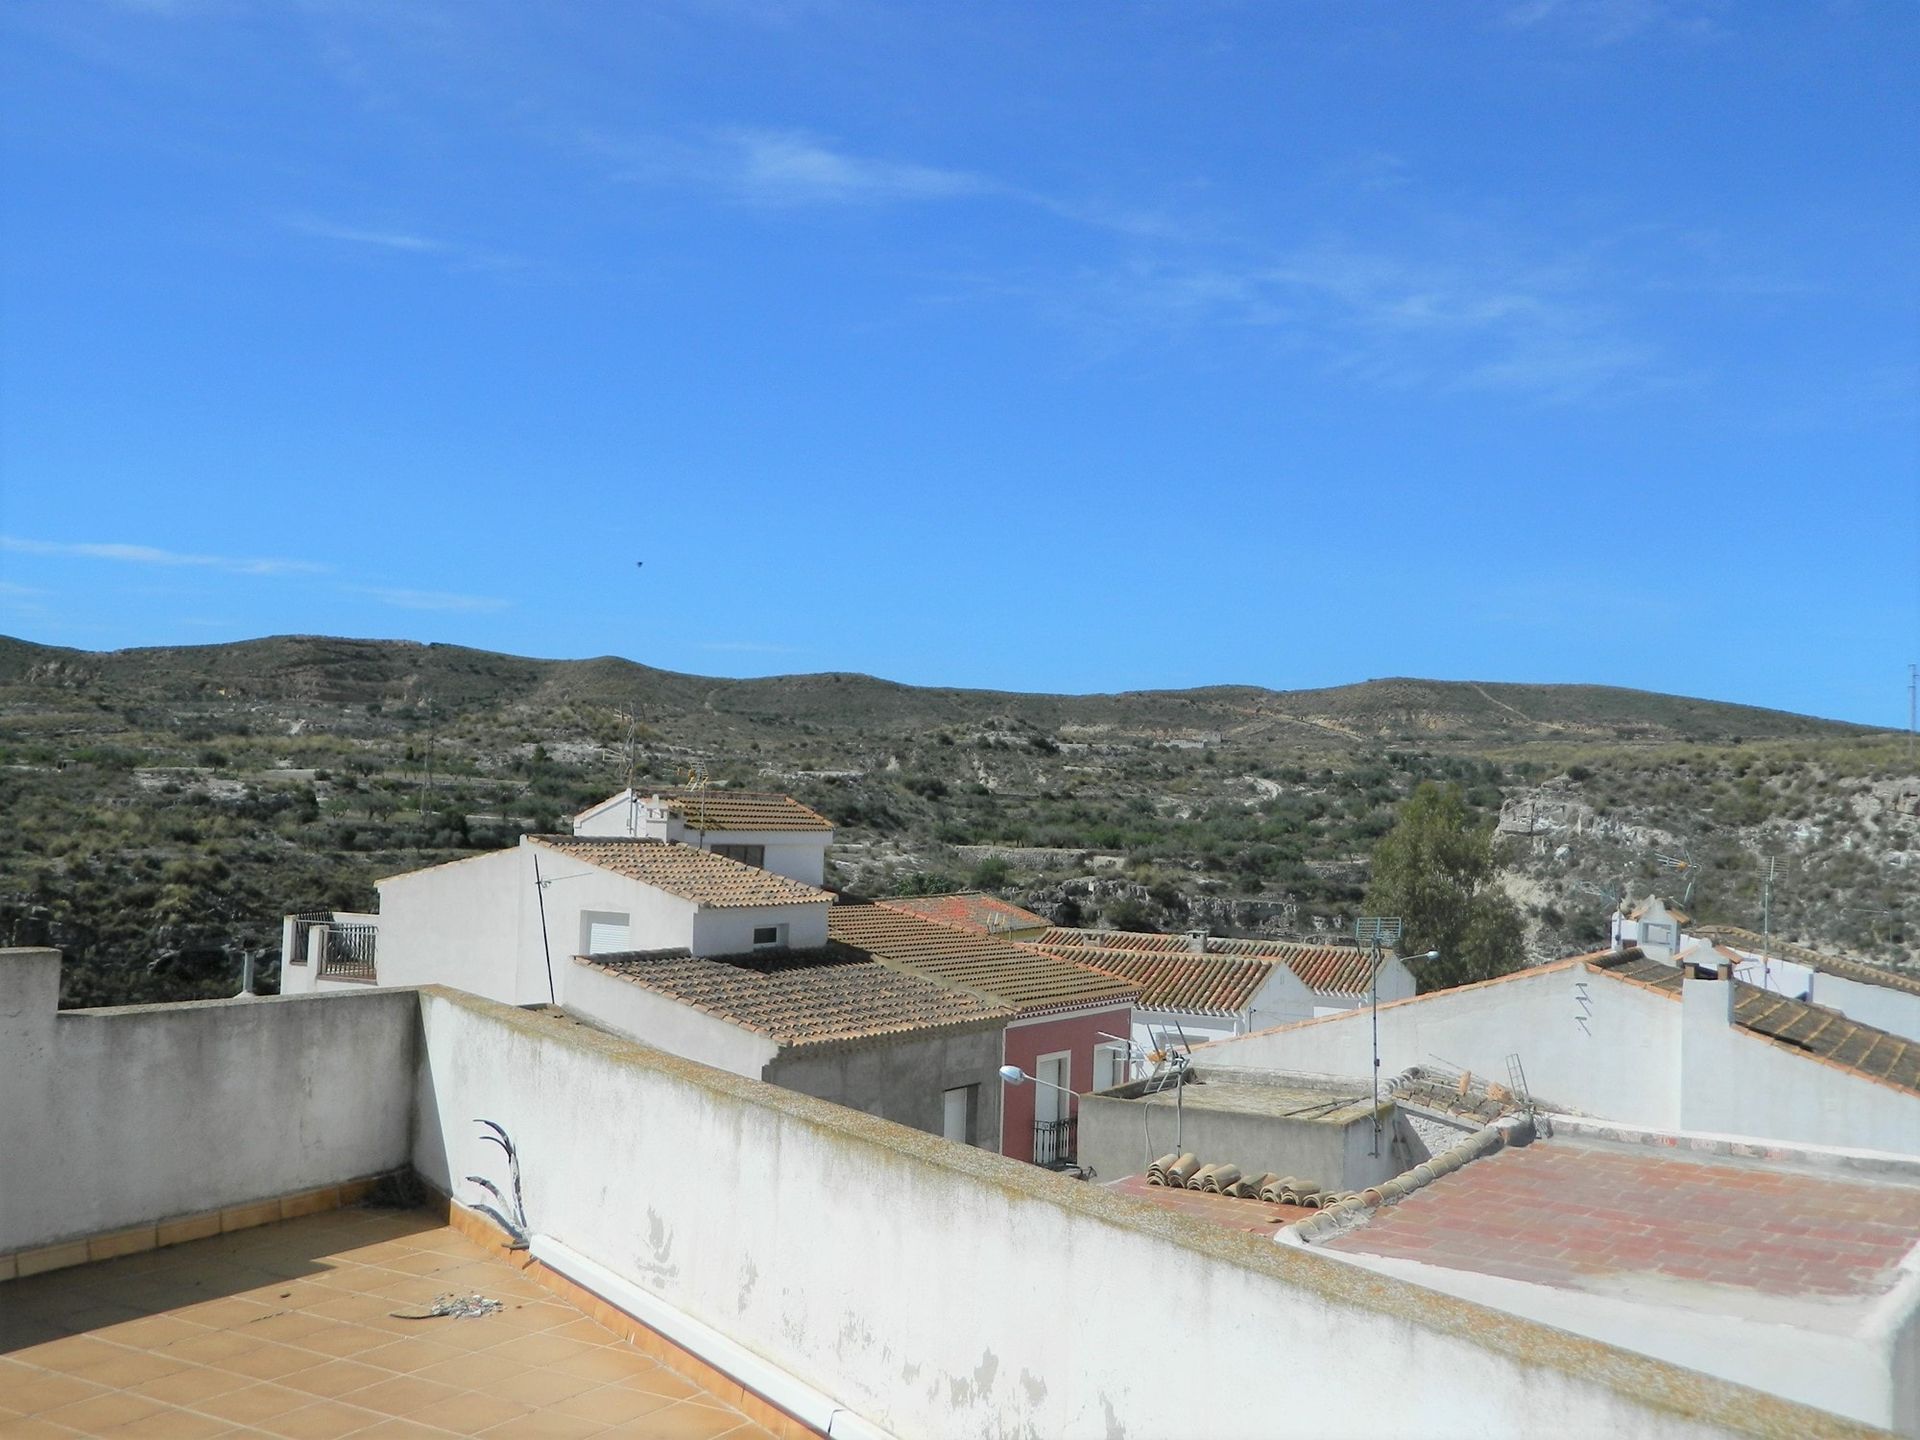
[587, 919, 630, 955]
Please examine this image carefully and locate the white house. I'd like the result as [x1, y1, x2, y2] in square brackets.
[1193, 945, 1920, 1157]
[1693, 923, 1920, 1044]
[1036, 928, 1416, 1065]
[571, 787, 832, 886]
[282, 834, 833, 1006]
[1609, 895, 1687, 962]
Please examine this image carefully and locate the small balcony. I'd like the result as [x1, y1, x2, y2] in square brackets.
[283, 911, 379, 985]
[1033, 1116, 1078, 1168]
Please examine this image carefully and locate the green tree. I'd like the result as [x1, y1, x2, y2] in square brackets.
[1364, 781, 1525, 991]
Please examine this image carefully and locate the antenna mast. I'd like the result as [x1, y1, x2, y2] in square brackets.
[1355, 915, 1404, 1158]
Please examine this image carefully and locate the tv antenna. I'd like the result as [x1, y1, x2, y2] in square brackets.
[1654, 849, 1699, 908]
[1355, 916, 1404, 1158]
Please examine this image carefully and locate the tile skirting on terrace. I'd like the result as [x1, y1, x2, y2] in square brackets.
[0, 1172, 401, 1286]
[433, 1191, 830, 1440]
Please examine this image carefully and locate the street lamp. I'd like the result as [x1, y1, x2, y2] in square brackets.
[998, 1066, 1080, 1167]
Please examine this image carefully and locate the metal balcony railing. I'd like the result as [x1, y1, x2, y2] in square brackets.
[318, 923, 378, 982]
[1033, 1117, 1077, 1168]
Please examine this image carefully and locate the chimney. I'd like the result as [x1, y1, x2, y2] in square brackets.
[1186, 929, 1208, 954]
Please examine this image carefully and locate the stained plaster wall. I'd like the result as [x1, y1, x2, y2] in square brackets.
[1076, 1081, 1415, 1190]
[407, 986, 1857, 1440]
[0, 949, 415, 1253]
[763, 1025, 1006, 1146]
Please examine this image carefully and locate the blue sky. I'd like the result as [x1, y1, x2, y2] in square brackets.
[1, 1, 1914, 726]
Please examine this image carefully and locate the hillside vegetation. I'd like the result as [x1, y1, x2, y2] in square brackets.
[2, 634, 1911, 1007]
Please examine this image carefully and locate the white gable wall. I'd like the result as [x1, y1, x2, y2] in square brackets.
[560, 959, 780, 1078]
[1197, 966, 1684, 1131]
[692, 901, 830, 957]
[375, 842, 704, 1006]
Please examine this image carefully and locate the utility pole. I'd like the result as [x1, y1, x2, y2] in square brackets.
[1909, 663, 1916, 765]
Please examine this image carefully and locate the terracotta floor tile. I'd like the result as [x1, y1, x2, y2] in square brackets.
[33, 1389, 166, 1432]
[402, 1389, 537, 1433]
[410, 1352, 529, 1390]
[348, 1339, 463, 1376]
[474, 1411, 608, 1438]
[156, 1331, 266, 1366]
[346, 1421, 448, 1440]
[276, 1358, 393, 1400]
[547, 1345, 661, 1385]
[0, 1369, 107, 1416]
[610, 1365, 705, 1402]
[124, 1364, 253, 1406]
[114, 1405, 236, 1437]
[337, 1372, 466, 1418]
[257, 1400, 389, 1439]
[186, 1381, 312, 1425]
[5, 1335, 128, 1375]
[633, 1400, 757, 1440]
[209, 1342, 326, 1382]
[0, 1418, 91, 1438]
[485, 1367, 601, 1408]
[484, 1332, 597, 1368]
[552, 1381, 688, 1425]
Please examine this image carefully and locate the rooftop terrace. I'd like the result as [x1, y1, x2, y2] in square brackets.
[2, 1205, 772, 1439]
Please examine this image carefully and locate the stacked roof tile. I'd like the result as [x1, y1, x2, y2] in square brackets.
[1041, 928, 1380, 997]
[577, 946, 1011, 1048]
[879, 892, 1051, 934]
[650, 789, 833, 832]
[529, 836, 832, 908]
[1593, 953, 1920, 1095]
[830, 902, 1137, 1016]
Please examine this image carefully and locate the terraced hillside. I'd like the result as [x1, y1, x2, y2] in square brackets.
[1, 634, 1909, 1006]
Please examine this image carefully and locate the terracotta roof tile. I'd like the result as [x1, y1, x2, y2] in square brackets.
[650, 789, 833, 832]
[529, 836, 831, 908]
[830, 902, 1137, 1016]
[1691, 924, 1920, 999]
[578, 946, 1010, 1048]
[1591, 953, 1920, 1095]
[878, 892, 1051, 934]
[1041, 928, 1380, 996]
[1034, 946, 1272, 1016]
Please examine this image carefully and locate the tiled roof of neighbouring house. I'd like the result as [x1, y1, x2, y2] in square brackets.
[1591, 952, 1920, 1095]
[829, 902, 1138, 1016]
[878, 892, 1051, 934]
[1040, 928, 1382, 996]
[577, 946, 1012, 1049]
[528, 836, 832, 908]
[651, 789, 834, 833]
[1691, 924, 1920, 1000]
[1035, 947, 1274, 1017]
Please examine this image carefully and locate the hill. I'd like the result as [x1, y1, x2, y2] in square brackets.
[0, 633, 1907, 1007]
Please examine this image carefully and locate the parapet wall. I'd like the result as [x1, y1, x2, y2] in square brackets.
[410, 984, 1862, 1440]
[0, 948, 417, 1254]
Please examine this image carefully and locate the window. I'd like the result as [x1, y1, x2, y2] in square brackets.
[942, 1085, 978, 1145]
[713, 844, 766, 869]
[580, 911, 631, 956]
[1093, 1043, 1128, 1091]
[751, 925, 786, 949]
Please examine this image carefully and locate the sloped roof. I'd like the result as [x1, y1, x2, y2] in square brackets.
[577, 946, 1010, 1049]
[1692, 925, 1920, 1000]
[1592, 953, 1920, 1095]
[879, 892, 1051, 934]
[528, 836, 832, 908]
[829, 902, 1137, 1016]
[651, 789, 833, 833]
[1040, 928, 1380, 996]
[1040, 947, 1274, 1016]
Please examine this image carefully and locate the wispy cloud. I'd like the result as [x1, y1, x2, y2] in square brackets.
[599, 126, 990, 209]
[0, 580, 50, 597]
[284, 217, 449, 254]
[1503, 0, 1723, 46]
[280, 215, 522, 272]
[353, 586, 511, 613]
[1, 536, 324, 576]
[1059, 234, 1673, 403]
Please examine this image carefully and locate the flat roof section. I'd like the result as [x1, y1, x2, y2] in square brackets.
[1129, 1073, 1381, 1127]
[1105, 1174, 1315, 1236]
[0, 1206, 777, 1438]
[1323, 1134, 1920, 1307]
